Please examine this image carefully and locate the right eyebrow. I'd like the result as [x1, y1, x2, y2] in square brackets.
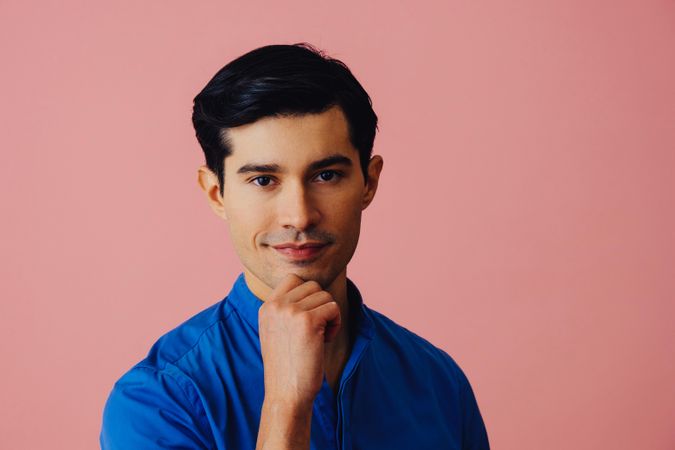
[236, 163, 283, 175]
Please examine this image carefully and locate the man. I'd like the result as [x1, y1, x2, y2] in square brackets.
[100, 43, 490, 450]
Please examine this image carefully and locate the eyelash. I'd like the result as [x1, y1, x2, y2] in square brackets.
[249, 170, 344, 188]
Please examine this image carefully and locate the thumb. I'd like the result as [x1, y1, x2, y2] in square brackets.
[322, 303, 342, 343]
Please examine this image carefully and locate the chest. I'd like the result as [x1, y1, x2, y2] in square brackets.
[201, 356, 462, 450]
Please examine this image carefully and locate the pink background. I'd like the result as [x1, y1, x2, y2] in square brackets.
[1, 1, 673, 448]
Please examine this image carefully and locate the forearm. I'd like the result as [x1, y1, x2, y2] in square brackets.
[255, 399, 313, 450]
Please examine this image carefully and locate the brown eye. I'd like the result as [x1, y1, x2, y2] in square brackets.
[316, 170, 342, 182]
[252, 176, 273, 186]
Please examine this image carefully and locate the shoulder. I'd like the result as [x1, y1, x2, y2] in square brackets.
[101, 362, 216, 448]
[365, 306, 468, 387]
[104, 296, 234, 406]
[137, 295, 235, 370]
[100, 298, 235, 448]
[364, 307, 491, 448]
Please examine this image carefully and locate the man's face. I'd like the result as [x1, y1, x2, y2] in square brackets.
[198, 105, 383, 299]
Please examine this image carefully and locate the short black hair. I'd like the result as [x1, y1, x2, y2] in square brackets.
[191, 43, 379, 196]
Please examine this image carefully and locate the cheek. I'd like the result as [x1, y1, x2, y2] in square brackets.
[226, 209, 267, 247]
[329, 196, 363, 233]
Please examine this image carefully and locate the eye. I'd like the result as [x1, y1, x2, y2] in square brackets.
[251, 176, 275, 187]
[315, 170, 343, 182]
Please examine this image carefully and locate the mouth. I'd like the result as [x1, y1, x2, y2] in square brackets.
[271, 242, 330, 261]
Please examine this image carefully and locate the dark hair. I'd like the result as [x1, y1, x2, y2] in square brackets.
[191, 43, 378, 196]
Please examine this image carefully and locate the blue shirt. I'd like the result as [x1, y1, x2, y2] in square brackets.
[100, 273, 490, 449]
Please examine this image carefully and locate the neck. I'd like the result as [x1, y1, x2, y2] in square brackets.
[323, 271, 352, 362]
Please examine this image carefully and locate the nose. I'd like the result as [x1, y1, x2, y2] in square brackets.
[276, 179, 321, 231]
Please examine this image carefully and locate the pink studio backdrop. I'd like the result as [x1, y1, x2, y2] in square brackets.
[1, 1, 673, 449]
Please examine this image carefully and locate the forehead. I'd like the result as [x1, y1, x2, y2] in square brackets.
[222, 105, 357, 170]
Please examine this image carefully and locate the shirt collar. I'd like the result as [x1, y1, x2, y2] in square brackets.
[228, 272, 374, 339]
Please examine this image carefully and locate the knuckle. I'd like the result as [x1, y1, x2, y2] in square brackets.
[320, 291, 335, 302]
[268, 292, 283, 303]
[285, 303, 300, 318]
[298, 312, 314, 331]
[305, 280, 322, 292]
[326, 302, 341, 317]
[260, 301, 282, 317]
[257, 305, 268, 321]
[287, 273, 303, 282]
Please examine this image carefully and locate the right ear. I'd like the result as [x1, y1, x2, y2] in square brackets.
[197, 165, 227, 220]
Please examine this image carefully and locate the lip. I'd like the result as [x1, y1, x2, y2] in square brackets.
[272, 242, 327, 250]
[271, 242, 329, 261]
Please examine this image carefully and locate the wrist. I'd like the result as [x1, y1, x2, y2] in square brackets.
[256, 397, 313, 450]
[261, 396, 314, 418]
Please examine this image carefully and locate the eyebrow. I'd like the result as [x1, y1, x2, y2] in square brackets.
[236, 153, 353, 175]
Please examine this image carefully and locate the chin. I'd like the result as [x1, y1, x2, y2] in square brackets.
[276, 266, 335, 288]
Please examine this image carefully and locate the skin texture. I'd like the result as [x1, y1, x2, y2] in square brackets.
[197, 104, 383, 449]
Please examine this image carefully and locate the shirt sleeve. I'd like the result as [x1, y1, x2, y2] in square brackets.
[458, 367, 490, 450]
[100, 365, 215, 449]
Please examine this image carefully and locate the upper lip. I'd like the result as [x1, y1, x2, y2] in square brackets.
[272, 242, 328, 249]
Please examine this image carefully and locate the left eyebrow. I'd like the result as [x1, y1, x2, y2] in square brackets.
[307, 154, 353, 172]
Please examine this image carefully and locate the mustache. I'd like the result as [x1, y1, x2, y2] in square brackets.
[263, 230, 335, 246]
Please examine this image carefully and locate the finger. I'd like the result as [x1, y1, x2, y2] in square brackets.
[270, 273, 306, 300]
[310, 301, 341, 342]
[294, 289, 334, 311]
[284, 280, 324, 303]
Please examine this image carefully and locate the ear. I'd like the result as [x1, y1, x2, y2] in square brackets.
[197, 165, 227, 220]
[361, 155, 384, 210]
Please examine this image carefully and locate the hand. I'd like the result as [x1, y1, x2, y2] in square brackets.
[257, 273, 342, 407]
